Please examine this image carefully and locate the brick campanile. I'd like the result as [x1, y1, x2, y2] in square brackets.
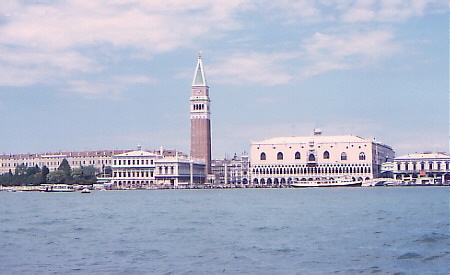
[190, 52, 212, 175]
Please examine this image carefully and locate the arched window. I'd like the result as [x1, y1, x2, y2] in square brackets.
[309, 154, 316, 162]
[341, 152, 347, 161]
[359, 152, 366, 160]
[323, 151, 330, 159]
[277, 152, 283, 160]
[295, 152, 301, 159]
[260, 152, 266, 160]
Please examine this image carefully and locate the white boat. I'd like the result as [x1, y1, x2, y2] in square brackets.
[290, 177, 362, 188]
[81, 188, 91, 193]
[43, 184, 75, 192]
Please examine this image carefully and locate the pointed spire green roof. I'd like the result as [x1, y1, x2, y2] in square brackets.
[192, 51, 207, 87]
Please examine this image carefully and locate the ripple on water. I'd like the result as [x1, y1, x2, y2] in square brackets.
[397, 252, 422, 260]
[413, 233, 449, 244]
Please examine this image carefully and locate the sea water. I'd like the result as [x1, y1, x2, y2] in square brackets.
[0, 187, 448, 274]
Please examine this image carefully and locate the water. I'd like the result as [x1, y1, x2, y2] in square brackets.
[0, 187, 448, 274]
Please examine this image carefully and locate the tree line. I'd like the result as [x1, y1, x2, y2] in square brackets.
[0, 159, 102, 186]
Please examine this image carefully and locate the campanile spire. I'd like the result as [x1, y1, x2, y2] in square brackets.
[192, 51, 207, 87]
[190, 52, 212, 177]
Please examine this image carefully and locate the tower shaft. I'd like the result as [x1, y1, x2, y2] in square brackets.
[190, 53, 212, 175]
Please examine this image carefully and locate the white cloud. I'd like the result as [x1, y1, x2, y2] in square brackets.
[0, 0, 251, 89]
[209, 52, 296, 86]
[0, 0, 443, 91]
[63, 80, 123, 100]
[300, 30, 401, 76]
[113, 75, 156, 85]
[341, 0, 444, 22]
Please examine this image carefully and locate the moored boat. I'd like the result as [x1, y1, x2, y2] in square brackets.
[81, 188, 91, 193]
[43, 184, 75, 192]
[290, 177, 362, 188]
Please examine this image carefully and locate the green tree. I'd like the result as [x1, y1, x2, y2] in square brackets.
[71, 166, 98, 184]
[58, 159, 71, 176]
[41, 166, 49, 184]
[47, 170, 67, 184]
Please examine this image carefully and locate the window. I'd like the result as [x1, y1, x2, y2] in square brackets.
[295, 152, 301, 159]
[277, 152, 283, 160]
[308, 154, 316, 162]
[260, 152, 266, 160]
[341, 152, 347, 161]
[323, 151, 330, 159]
[359, 152, 365, 161]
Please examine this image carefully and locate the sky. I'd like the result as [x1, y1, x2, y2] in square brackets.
[0, 0, 447, 159]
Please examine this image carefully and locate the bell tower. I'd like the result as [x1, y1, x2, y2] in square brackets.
[190, 52, 212, 175]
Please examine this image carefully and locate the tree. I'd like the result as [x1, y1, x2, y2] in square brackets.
[47, 170, 67, 184]
[71, 166, 98, 184]
[58, 159, 71, 176]
[41, 166, 49, 184]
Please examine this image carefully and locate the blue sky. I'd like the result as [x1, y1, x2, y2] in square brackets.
[0, 0, 447, 158]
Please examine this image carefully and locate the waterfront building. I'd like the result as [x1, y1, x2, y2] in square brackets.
[110, 149, 160, 189]
[190, 52, 212, 177]
[392, 152, 450, 184]
[211, 153, 250, 186]
[110, 147, 205, 189]
[249, 129, 395, 186]
[155, 156, 206, 188]
[0, 150, 128, 175]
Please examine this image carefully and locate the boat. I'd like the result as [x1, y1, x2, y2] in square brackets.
[81, 188, 91, 193]
[43, 184, 75, 192]
[290, 177, 362, 188]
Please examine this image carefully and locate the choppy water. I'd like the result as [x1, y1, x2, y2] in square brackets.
[0, 187, 448, 274]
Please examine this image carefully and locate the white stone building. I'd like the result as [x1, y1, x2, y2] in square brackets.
[110, 149, 206, 189]
[250, 131, 394, 186]
[392, 152, 450, 184]
[110, 149, 160, 189]
[155, 156, 206, 188]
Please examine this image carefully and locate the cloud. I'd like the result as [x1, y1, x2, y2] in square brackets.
[0, 0, 251, 88]
[63, 80, 122, 100]
[271, 0, 445, 24]
[63, 74, 155, 99]
[208, 52, 296, 86]
[0, 0, 443, 91]
[300, 30, 401, 77]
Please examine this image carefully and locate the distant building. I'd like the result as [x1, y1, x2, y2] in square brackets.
[155, 156, 205, 188]
[211, 153, 250, 186]
[110, 149, 159, 189]
[249, 130, 395, 186]
[392, 152, 450, 184]
[0, 150, 126, 175]
[110, 148, 205, 189]
[190, 52, 212, 177]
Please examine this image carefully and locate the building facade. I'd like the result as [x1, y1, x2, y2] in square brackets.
[110, 149, 160, 189]
[211, 154, 250, 187]
[249, 130, 395, 186]
[190, 52, 212, 176]
[110, 149, 205, 189]
[155, 156, 206, 188]
[0, 150, 126, 175]
[392, 152, 450, 184]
